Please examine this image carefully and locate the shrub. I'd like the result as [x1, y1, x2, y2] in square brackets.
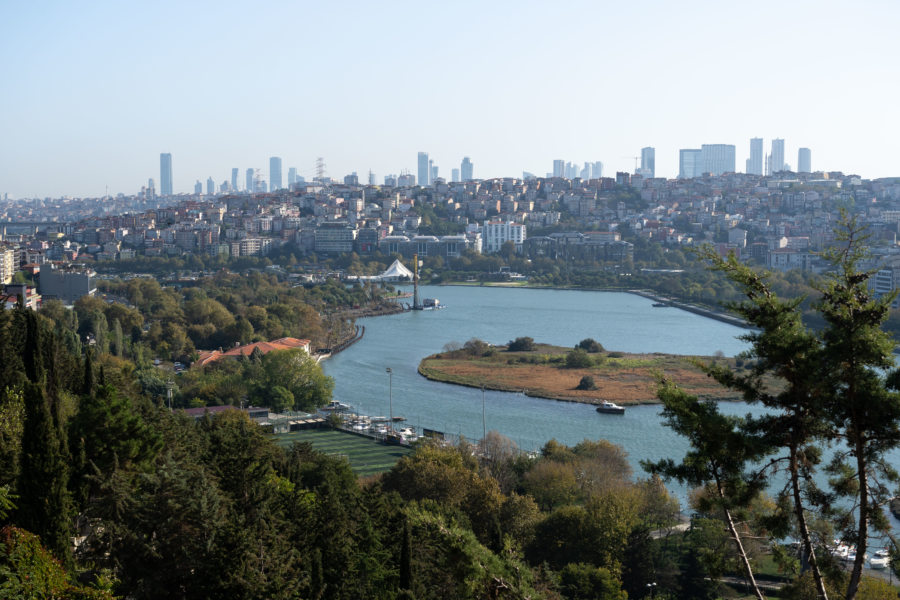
[576, 375, 596, 390]
[576, 338, 604, 353]
[565, 349, 593, 369]
[507, 337, 536, 352]
[463, 338, 491, 356]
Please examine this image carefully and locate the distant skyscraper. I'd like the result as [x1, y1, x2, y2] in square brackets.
[679, 149, 703, 179]
[749, 138, 763, 175]
[461, 156, 473, 181]
[368, 170, 376, 185]
[593, 161, 603, 179]
[231, 168, 238, 191]
[798, 148, 811, 173]
[565, 162, 578, 179]
[431, 165, 439, 182]
[451, 168, 460, 183]
[246, 168, 254, 193]
[269, 157, 283, 191]
[194, 180, 202, 195]
[206, 177, 215, 195]
[700, 144, 736, 176]
[640, 147, 655, 178]
[289, 167, 298, 187]
[160, 153, 173, 196]
[770, 139, 785, 174]
[417, 152, 430, 187]
[553, 159, 565, 178]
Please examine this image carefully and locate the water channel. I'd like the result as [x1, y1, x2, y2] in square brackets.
[322, 284, 900, 520]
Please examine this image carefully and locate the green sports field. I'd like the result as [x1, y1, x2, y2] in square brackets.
[272, 429, 412, 477]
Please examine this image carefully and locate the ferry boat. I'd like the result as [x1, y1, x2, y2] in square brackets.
[596, 400, 625, 415]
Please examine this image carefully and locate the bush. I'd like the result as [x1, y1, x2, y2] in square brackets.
[463, 338, 491, 357]
[607, 351, 624, 359]
[576, 375, 596, 390]
[576, 338, 604, 353]
[507, 337, 536, 352]
[565, 348, 593, 369]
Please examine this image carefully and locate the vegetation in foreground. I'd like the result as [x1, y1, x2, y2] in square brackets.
[418, 337, 754, 404]
[647, 216, 900, 600]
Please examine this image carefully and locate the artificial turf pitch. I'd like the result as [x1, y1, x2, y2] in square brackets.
[272, 429, 412, 477]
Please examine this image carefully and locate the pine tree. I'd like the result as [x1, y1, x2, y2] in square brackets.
[697, 248, 831, 599]
[816, 216, 900, 600]
[643, 381, 770, 600]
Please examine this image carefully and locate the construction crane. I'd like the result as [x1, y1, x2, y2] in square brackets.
[622, 156, 640, 172]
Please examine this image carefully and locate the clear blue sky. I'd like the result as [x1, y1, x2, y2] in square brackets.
[2, 0, 898, 198]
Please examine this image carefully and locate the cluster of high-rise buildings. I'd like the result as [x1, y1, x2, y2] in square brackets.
[156, 152, 476, 197]
[155, 142, 812, 201]
[678, 138, 811, 179]
[415, 152, 475, 186]
[160, 154, 305, 198]
[550, 160, 605, 181]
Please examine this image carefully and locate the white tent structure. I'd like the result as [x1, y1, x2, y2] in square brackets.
[348, 259, 413, 282]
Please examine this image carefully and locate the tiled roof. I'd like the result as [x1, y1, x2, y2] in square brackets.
[195, 337, 310, 367]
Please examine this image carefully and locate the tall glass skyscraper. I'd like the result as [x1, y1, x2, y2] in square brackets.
[640, 147, 655, 178]
[678, 149, 702, 179]
[798, 148, 811, 173]
[160, 153, 173, 196]
[700, 144, 736, 176]
[770, 139, 785, 174]
[417, 152, 430, 187]
[749, 138, 763, 175]
[269, 157, 283, 191]
[461, 156, 473, 181]
[231, 168, 238, 191]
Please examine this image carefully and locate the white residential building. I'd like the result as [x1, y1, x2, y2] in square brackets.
[482, 220, 526, 253]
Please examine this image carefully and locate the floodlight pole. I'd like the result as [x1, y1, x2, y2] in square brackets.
[386, 367, 393, 432]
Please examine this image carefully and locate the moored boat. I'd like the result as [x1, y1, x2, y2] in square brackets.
[596, 400, 625, 415]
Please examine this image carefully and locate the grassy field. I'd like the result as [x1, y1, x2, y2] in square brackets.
[272, 429, 411, 477]
[419, 343, 756, 405]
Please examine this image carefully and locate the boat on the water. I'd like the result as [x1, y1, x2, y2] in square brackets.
[596, 400, 625, 415]
[651, 302, 669, 307]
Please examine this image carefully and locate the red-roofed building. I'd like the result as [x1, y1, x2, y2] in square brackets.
[194, 337, 311, 367]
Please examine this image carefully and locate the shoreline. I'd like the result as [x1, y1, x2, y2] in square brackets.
[429, 281, 751, 329]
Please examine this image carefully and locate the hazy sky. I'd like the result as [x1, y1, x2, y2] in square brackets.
[2, 0, 898, 198]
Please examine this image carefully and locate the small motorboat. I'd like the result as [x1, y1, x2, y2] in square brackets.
[596, 400, 625, 415]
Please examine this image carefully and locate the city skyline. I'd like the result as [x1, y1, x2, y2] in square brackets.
[2, 1, 898, 198]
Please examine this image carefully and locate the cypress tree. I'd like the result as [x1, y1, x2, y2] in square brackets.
[82, 349, 94, 396]
[16, 380, 71, 564]
[23, 310, 42, 383]
[400, 517, 412, 592]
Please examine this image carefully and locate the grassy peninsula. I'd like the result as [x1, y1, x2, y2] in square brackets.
[418, 338, 749, 405]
